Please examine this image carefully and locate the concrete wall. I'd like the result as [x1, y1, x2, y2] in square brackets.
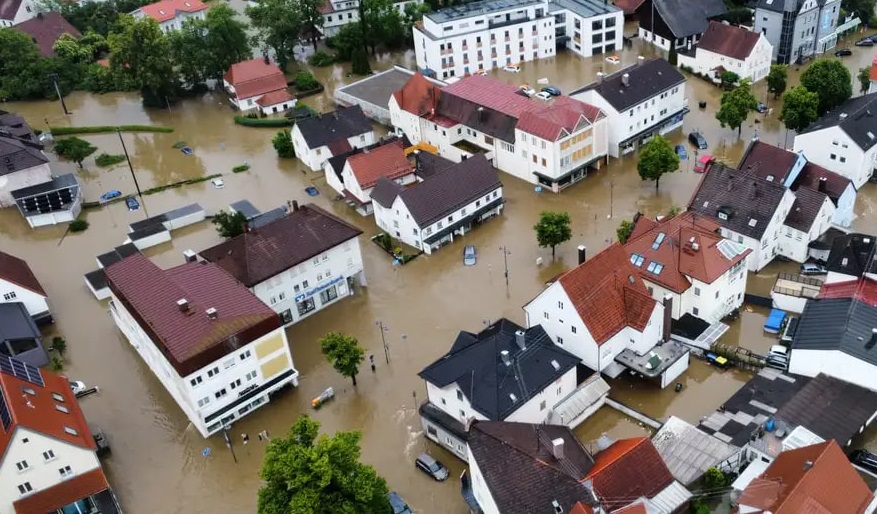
[660, 351, 689, 388]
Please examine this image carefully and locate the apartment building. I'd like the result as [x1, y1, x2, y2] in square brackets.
[130, 0, 208, 32]
[754, 0, 841, 63]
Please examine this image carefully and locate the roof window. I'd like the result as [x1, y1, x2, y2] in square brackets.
[652, 232, 666, 250]
[52, 393, 64, 402]
[630, 254, 645, 267]
[748, 218, 758, 228]
[63, 426, 78, 436]
[22, 387, 35, 396]
[55, 405, 69, 414]
[646, 261, 664, 275]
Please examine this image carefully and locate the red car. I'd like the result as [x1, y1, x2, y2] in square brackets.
[694, 154, 713, 173]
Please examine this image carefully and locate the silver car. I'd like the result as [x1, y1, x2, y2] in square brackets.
[463, 245, 477, 266]
[415, 453, 449, 481]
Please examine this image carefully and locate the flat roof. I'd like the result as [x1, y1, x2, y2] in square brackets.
[128, 202, 203, 232]
[614, 341, 689, 378]
[11, 173, 79, 200]
[229, 200, 261, 220]
[84, 269, 108, 291]
[426, 0, 543, 23]
[251, 207, 288, 229]
[337, 67, 422, 111]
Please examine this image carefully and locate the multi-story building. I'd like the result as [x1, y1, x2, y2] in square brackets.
[371, 153, 504, 254]
[0, 249, 51, 325]
[319, 0, 421, 36]
[571, 57, 687, 157]
[676, 21, 773, 84]
[635, 0, 726, 52]
[0, 111, 51, 208]
[0, 355, 123, 514]
[290, 105, 375, 172]
[130, 0, 208, 32]
[198, 202, 365, 326]
[223, 57, 295, 115]
[105, 252, 299, 438]
[754, 0, 840, 64]
[412, 0, 622, 79]
[389, 73, 609, 192]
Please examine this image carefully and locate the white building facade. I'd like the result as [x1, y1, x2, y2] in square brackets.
[130, 0, 207, 32]
[0, 278, 49, 323]
[794, 124, 877, 190]
[0, 0, 38, 27]
[291, 123, 375, 172]
[0, 162, 51, 209]
[676, 26, 773, 83]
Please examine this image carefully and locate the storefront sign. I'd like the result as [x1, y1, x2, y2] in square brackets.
[294, 276, 344, 303]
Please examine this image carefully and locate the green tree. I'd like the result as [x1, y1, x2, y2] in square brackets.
[0, 29, 53, 100]
[780, 86, 819, 132]
[720, 71, 740, 89]
[246, 0, 302, 70]
[637, 135, 679, 190]
[616, 219, 635, 244]
[257, 415, 391, 514]
[842, 0, 876, 25]
[273, 130, 296, 157]
[294, 70, 319, 90]
[54, 137, 97, 167]
[703, 467, 727, 489]
[330, 23, 364, 61]
[858, 66, 872, 95]
[766, 64, 788, 99]
[169, 19, 212, 85]
[108, 16, 177, 107]
[800, 59, 852, 115]
[211, 209, 248, 238]
[319, 332, 365, 387]
[351, 46, 371, 75]
[202, 5, 251, 79]
[533, 211, 572, 259]
[668, 42, 677, 66]
[716, 79, 757, 136]
[297, 0, 324, 51]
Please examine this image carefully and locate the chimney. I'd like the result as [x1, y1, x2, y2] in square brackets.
[662, 294, 673, 342]
[637, 55, 645, 66]
[478, 106, 485, 121]
[183, 249, 197, 263]
[621, 73, 630, 87]
[262, 53, 270, 65]
[292, 200, 299, 212]
[515, 330, 526, 350]
[803, 460, 813, 471]
[818, 177, 827, 193]
[500, 350, 511, 366]
[206, 307, 218, 320]
[551, 500, 563, 514]
[577, 245, 587, 265]
[867, 328, 877, 350]
[596, 72, 604, 83]
[177, 298, 189, 312]
[551, 438, 564, 459]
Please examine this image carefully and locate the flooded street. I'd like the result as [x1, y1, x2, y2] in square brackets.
[4, 24, 877, 512]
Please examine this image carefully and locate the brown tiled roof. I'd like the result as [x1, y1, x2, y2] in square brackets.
[13, 468, 110, 514]
[611, 503, 648, 514]
[327, 138, 353, 156]
[784, 186, 829, 232]
[613, 0, 646, 14]
[223, 58, 288, 100]
[0, 0, 22, 20]
[255, 89, 294, 107]
[698, 21, 761, 60]
[738, 440, 872, 514]
[0, 250, 46, 296]
[795, 163, 851, 202]
[347, 139, 412, 189]
[0, 359, 97, 460]
[393, 72, 442, 116]
[13, 12, 80, 57]
[105, 253, 280, 377]
[586, 438, 675, 512]
[623, 212, 750, 294]
[198, 203, 363, 287]
[557, 244, 657, 345]
[468, 421, 598, 514]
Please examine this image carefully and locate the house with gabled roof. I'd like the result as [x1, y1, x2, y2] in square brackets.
[371, 153, 503, 254]
[622, 212, 750, 323]
[130, 0, 207, 32]
[0, 111, 52, 209]
[823, 232, 877, 284]
[524, 244, 690, 388]
[0, 355, 123, 514]
[198, 202, 365, 326]
[676, 21, 772, 83]
[290, 105, 375, 171]
[635, 0, 726, 52]
[13, 12, 80, 57]
[0, 0, 38, 27]
[418, 319, 608, 461]
[223, 57, 295, 115]
[0, 249, 51, 326]
[105, 252, 298, 438]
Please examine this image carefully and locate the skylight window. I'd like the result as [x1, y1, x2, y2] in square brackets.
[717, 239, 746, 259]
[748, 218, 758, 228]
[718, 212, 728, 221]
[55, 405, 69, 414]
[22, 387, 35, 396]
[647, 261, 664, 275]
[509, 393, 517, 402]
[703, 201, 710, 208]
[630, 254, 645, 267]
[52, 393, 64, 402]
[652, 232, 666, 250]
[63, 426, 78, 436]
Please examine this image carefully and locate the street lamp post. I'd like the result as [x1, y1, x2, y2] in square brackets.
[499, 246, 511, 287]
[604, 180, 614, 218]
[375, 321, 390, 364]
[221, 422, 237, 464]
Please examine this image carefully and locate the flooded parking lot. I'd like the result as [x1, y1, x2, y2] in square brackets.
[4, 24, 877, 512]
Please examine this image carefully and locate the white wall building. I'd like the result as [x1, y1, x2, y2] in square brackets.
[0, 0, 38, 27]
[223, 58, 295, 115]
[0, 250, 51, 325]
[634, 0, 727, 52]
[320, 0, 419, 36]
[130, 0, 207, 32]
[291, 105, 376, 172]
[571, 57, 687, 157]
[413, 0, 622, 79]
[199, 203, 366, 326]
[676, 21, 772, 83]
[105, 253, 299, 438]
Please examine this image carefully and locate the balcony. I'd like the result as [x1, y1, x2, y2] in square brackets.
[441, 48, 452, 55]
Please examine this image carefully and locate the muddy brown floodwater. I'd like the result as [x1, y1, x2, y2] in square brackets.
[4, 22, 877, 513]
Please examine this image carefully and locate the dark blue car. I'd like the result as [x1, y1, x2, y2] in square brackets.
[674, 144, 688, 160]
[100, 190, 122, 202]
[125, 196, 140, 211]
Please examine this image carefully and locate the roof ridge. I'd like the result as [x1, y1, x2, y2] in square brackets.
[775, 441, 832, 509]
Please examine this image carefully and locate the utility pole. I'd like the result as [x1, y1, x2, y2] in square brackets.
[500, 246, 511, 287]
[375, 321, 390, 364]
[117, 128, 148, 217]
[222, 423, 237, 464]
[49, 73, 70, 116]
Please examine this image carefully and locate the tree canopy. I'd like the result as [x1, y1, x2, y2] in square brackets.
[533, 211, 572, 259]
[637, 135, 678, 190]
[716, 79, 758, 136]
[842, 0, 876, 25]
[767, 64, 787, 99]
[170, 5, 251, 85]
[320, 332, 365, 387]
[800, 59, 852, 116]
[246, 0, 302, 70]
[54, 137, 97, 167]
[109, 16, 177, 106]
[258, 415, 391, 514]
[616, 219, 635, 244]
[858, 66, 871, 95]
[212, 210, 248, 238]
[780, 86, 819, 133]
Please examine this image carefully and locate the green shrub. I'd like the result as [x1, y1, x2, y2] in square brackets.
[50, 125, 173, 136]
[69, 219, 89, 232]
[50, 355, 64, 371]
[233, 116, 292, 127]
[294, 70, 320, 91]
[232, 164, 250, 173]
[273, 130, 296, 158]
[95, 153, 126, 167]
[51, 336, 67, 356]
[308, 51, 336, 67]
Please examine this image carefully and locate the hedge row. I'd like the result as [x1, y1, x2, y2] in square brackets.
[50, 125, 174, 136]
[233, 116, 293, 127]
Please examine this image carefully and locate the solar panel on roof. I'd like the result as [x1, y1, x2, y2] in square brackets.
[0, 388, 10, 431]
[0, 355, 45, 387]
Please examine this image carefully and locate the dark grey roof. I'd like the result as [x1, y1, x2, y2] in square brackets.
[394, 154, 501, 227]
[295, 105, 373, 149]
[0, 302, 41, 342]
[418, 319, 580, 420]
[10, 173, 78, 200]
[419, 401, 468, 442]
[755, 0, 808, 13]
[84, 269, 108, 291]
[468, 421, 598, 514]
[413, 151, 456, 179]
[648, 0, 727, 38]
[571, 59, 685, 112]
[688, 162, 789, 240]
[436, 93, 518, 143]
[0, 133, 48, 177]
[792, 297, 877, 365]
[800, 93, 877, 151]
[230, 200, 261, 220]
[0, 111, 38, 142]
[370, 177, 404, 209]
[783, 186, 829, 232]
[808, 227, 847, 251]
[129, 224, 168, 241]
[825, 233, 877, 277]
[96, 243, 140, 268]
[250, 206, 288, 229]
[325, 135, 410, 182]
[337, 67, 420, 111]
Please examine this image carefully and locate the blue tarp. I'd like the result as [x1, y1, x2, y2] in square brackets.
[764, 309, 786, 334]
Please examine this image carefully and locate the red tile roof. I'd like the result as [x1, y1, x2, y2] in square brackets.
[738, 141, 852, 202]
[613, 0, 646, 14]
[442, 75, 603, 141]
[104, 253, 281, 377]
[393, 72, 442, 116]
[586, 437, 675, 512]
[223, 58, 288, 100]
[557, 244, 657, 345]
[738, 441, 872, 514]
[818, 277, 877, 307]
[0, 360, 96, 460]
[0, 250, 47, 296]
[137, 0, 207, 22]
[13, 12, 81, 57]
[698, 21, 762, 61]
[13, 467, 110, 514]
[255, 89, 295, 107]
[347, 139, 412, 189]
[570, 502, 595, 514]
[611, 503, 648, 514]
[623, 212, 750, 294]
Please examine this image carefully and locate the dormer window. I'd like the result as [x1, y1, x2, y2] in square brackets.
[718, 212, 728, 221]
